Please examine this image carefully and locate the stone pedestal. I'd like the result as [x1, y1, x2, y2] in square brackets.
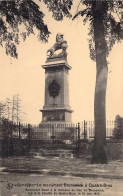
[40, 56, 73, 125]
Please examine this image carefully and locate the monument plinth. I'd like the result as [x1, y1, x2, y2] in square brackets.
[40, 56, 73, 124]
[40, 33, 73, 125]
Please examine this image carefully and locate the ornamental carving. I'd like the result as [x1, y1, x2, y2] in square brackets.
[48, 80, 60, 98]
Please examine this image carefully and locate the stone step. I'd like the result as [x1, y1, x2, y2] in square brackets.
[29, 148, 75, 158]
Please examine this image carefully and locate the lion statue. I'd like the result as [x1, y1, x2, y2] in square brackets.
[47, 33, 68, 57]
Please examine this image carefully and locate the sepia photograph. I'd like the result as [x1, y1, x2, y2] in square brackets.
[0, 0, 123, 195]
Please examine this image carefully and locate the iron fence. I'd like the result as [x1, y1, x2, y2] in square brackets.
[2, 120, 115, 141]
[25, 121, 116, 148]
[31, 121, 115, 139]
[78, 120, 115, 139]
[0, 120, 122, 156]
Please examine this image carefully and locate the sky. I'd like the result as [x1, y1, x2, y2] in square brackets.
[0, 1, 123, 125]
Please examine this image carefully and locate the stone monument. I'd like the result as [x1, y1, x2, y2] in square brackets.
[40, 33, 73, 125]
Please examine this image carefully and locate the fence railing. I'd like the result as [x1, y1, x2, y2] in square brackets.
[0, 120, 119, 141]
[78, 120, 115, 139]
[29, 120, 115, 141]
[32, 123, 77, 140]
[0, 120, 123, 155]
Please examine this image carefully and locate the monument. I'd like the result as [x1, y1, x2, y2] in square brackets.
[40, 33, 73, 125]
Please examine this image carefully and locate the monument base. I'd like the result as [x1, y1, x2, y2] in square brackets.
[39, 109, 74, 139]
[40, 108, 73, 124]
[38, 120, 75, 142]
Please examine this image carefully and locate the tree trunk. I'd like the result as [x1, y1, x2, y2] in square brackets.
[91, 1, 108, 164]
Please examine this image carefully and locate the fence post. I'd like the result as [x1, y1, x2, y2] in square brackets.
[84, 120, 87, 140]
[19, 122, 21, 139]
[78, 122, 80, 151]
[51, 124, 55, 147]
[28, 124, 31, 151]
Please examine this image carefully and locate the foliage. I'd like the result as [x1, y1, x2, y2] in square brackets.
[0, 118, 16, 138]
[44, 0, 123, 61]
[0, 0, 122, 59]
[43, 0, 73, 20]
[113, 115, 123, 139]
[73, 1, 123, 60]
[0, 118, 30, 157]
[0, 0, 50, 58]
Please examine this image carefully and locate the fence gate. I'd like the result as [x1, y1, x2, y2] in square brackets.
[29, 123, 80, 149]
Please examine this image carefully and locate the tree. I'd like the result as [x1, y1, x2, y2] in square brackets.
[5, 98, 11, 120]
[113, 115, 123, 139]
[0, 0, 50, 58]
[0, 95, 23, 124]
[14, 94, 21, 125]
[1, 118, 14, 138]
[0, 101, 7, 119]
[0, 118, 17, 157]
[43, 0, 123, 163]
[11, 94, 22, 125]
